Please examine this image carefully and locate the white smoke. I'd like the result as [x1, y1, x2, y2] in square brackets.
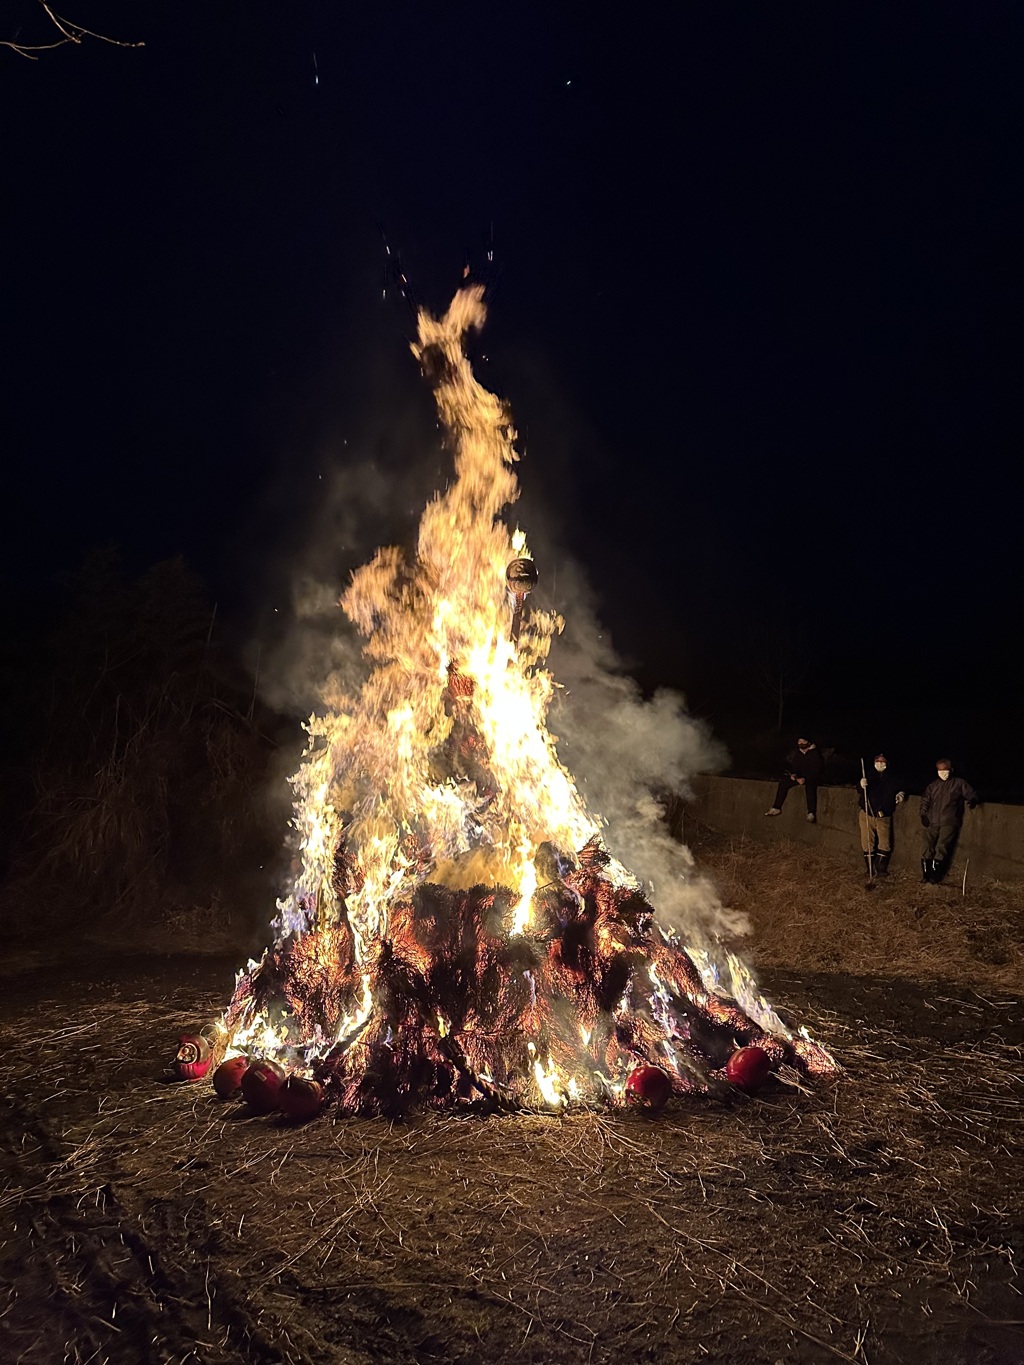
[256, 452, 431, 717]
[540, 557, 745, 942]
[256, 321, 743, 946]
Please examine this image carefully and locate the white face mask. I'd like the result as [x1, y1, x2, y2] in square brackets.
[937, 769, 951, 781]
[874, 763, 886, 772]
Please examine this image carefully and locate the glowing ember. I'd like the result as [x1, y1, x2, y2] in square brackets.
[215, 286, 836, 1115]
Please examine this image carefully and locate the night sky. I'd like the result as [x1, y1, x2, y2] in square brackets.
[4, 3, 1023, 793]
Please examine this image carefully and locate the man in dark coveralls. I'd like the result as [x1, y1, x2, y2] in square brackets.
[919, 758, 978, 882]
[764, 737, 825, 824]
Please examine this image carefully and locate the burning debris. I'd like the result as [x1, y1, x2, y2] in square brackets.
[199, 286, 834, 1117]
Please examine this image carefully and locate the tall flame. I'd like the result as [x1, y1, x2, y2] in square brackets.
[276, 286, 599, 953]
[219, 286, 836, 1104]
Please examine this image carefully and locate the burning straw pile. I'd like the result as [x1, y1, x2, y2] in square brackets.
[204, 287, 833, 1117]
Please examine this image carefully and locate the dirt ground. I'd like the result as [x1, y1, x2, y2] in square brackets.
[2, 839, 1023, 1365]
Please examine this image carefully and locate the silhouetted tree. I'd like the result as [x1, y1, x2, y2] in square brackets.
[753, 618, 810, 733]
[2, 552, 280, 943]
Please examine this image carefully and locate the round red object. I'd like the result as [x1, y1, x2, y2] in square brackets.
[624, 1065, 672, 1113]
[726, 1047, 772, 1093]
[240, 1059, 286, 1113]
[212, 1055, 249, 1100]
[172, 1033, 213, 1081]
[278, 1076, 326, 1123]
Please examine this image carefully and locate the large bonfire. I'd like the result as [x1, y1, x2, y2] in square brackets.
[213, 287, 833, 1117]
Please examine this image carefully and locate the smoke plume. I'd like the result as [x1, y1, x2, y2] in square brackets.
[257, 292, 742, 945]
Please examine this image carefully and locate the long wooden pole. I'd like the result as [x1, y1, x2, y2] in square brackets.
[861, 757, 875, 880]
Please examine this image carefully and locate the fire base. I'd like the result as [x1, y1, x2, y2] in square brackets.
[223, 842, 830, 1117]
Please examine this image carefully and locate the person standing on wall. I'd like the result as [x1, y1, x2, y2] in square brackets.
[764, 737, 825, 824]
[858, 753, 905, 877]
[920, 758, 979, 883]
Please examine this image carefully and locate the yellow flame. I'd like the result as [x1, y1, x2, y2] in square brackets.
[222, 1009, 289, 1059]
[218, 285, 834, 1098]
[532, 1057, 566, 1109]
[221, 287, 607, 1064]
[265, 289, 598, 961]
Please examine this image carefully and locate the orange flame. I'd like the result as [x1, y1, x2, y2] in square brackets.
[219, 287, 836, 1104]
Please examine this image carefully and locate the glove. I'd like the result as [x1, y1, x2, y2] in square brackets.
[968, 799, 978, 810]
[859, 778, 868, 789]
[896, 792, 905, 804]
[921, 817, 930, 828]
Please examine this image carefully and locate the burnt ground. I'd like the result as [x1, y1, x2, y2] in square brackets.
[2, 845, 1024, 1364]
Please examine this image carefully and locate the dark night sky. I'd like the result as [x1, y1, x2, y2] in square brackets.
[3, 3, 1023, 790]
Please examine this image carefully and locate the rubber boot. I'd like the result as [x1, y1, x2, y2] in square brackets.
[930, 858, 944, 883]
[876, 852, 890, 877]
[921, 858, 933, 883]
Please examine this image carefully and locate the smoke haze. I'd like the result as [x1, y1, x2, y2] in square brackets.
[530, 552, 741, 941]
[255, 315, 741, 944]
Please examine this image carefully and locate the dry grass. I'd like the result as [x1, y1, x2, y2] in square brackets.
[1, 842, 1023, 1364]
[690, 824, 1024, 994]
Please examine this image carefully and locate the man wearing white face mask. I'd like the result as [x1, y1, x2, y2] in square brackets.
[919, 759, 979, 883]
[857, 754, 905, 877]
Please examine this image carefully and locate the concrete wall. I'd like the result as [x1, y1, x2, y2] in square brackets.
[688, 775, 1024, 884]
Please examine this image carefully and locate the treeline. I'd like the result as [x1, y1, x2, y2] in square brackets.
[0, 552, 285, 948]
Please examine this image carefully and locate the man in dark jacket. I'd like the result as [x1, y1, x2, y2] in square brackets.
[920, 759, 978, 882]
[765, 737, 825, 823]
[857, 753, 905, 877]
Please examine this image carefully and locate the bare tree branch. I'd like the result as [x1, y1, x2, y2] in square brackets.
[2, 1, 143, 59]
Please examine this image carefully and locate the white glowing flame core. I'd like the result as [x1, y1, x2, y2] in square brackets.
[219, 286, 835, 1098]
[263, 287, 598, 968]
